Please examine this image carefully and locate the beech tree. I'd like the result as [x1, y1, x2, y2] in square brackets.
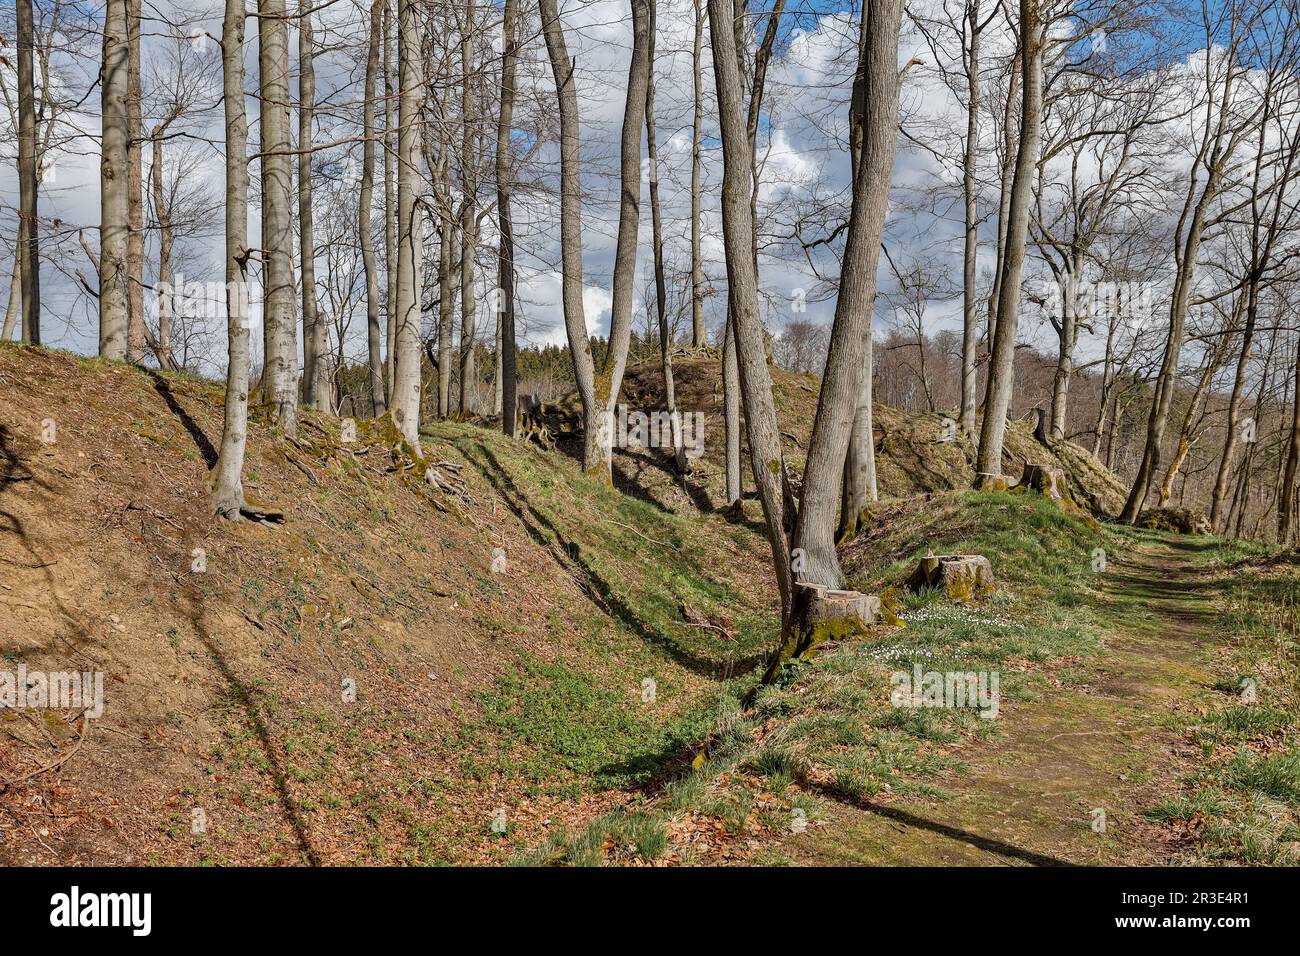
[975, 0, 1043, 486]
[389, 0, 425, 447]
[361, 0, 387, 415]
[1120, 0, 1268, 522]
[99, 0, 130, 360]
[14, 0, 41, 345]
[212, 0, 254, 519]
[257, 0, 298, 434]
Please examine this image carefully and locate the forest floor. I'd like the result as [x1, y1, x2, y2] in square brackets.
[784, 535, 1225, 865]
[2, 344, 1295, 866]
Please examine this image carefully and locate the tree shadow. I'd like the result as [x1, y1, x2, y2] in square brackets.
[146, 370, 218, 469]
[458, 440, 767, 679]
[174, 581, 322, 866]
[809, 779, 1078, 867]
[0, 424, 101, 665]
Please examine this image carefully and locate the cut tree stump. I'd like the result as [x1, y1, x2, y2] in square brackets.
[797, 584, 881, 630]
[906, 554, 994, 602]
[1022, 463, 1067, 500]
[762, 584, 883, 683]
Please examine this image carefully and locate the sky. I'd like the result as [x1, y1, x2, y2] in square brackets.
[0, 0, 1273, 379]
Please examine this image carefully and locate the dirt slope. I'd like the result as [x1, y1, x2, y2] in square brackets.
[0, 344, 772, 865]
[0, 344, 1146, 867]
[540, 354, 1130, 517]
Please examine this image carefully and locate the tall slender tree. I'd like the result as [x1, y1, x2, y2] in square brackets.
[361, 0, 387, 415]
[126, 0, 145, 364]
[792, 0, 904, 609]
[497, 0, 520, 436]
[300, 2, 328, 410]
[390, 0, 425, 446]
[213, 0, 254, 518]
[15, 0, 40, 345]
[258, 0, 298, 434]
[975, 0, 1043, 486]
[99, 0, 131, 360]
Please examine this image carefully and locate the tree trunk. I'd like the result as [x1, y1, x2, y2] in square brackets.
[389, 0, 425, 446]
[125, 0, 145, 364]
[459, 211, 478, 415]
[99, 0, 131, 360]
[212, 0, 253, 518]
[986, 51, 1020, 351]
[457, 2, 479, 416]
[383, 0, 397, 404]
[2, 253, 20, 341]
[723, 313, 742, 504]
[594, 0, 653, 477]
[300, 3, 328, 410]
[958, 0, 981, 441]
[689, 0, 706, 349]
[1048, 261, 1082, 441]
[497, 0, 519, 436]
[794, 0, 902, 590]
[646, 0, 688, 473]
[838, 332, 877, 542]
[538, 0, 599, 468]
[150, 133, 176, 369]
[259, 0, 298, 434]
[1279, 334, 1300, 542]
[437, 218, 455, 417]
[15, 0, 40, 345]
[360, 0, 387, 416]
[975, 1, 1041, 486]
[707, 0, 794, 637]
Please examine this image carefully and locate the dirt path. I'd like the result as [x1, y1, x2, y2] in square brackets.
[785, 534, 1221, 866]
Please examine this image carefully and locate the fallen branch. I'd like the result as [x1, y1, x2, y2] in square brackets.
[0, 714, 91, 791]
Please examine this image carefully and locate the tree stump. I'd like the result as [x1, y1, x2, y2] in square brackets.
[762, 583, 882, 682]
[1022, 462, 1066, 500]
[975, 473, 1017, 492]
[906, 554, 994, 602]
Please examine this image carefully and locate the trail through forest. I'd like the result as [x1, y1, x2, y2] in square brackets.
[785, 535, 1221, 866]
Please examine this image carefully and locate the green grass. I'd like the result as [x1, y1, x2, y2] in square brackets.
[441, 423, 778, 670]
[1148, 557, 1300, 864]
[514, 810, 668, 866]
[526, 490, 1122, 864]
[469, 657, 723, 792]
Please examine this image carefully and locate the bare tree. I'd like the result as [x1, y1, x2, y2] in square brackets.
[497, 0, 520, 436]
[361, 0, 388, 415]
[213, 0, 255, 518]
[646, 0, 688, 472]
[975, 0, 1043, 486]
[390, 0, 425, 446]
[1121, 0, 1267, 522]
[99, 0, 131, 359]
[300, 2, 328, 410]
[14, 0, 40, 344]
[708, 0, 794, 636]
[791, 0, 904, 632]
[689, 0, 707, 348]
[258, 0, 298, 434]
[126, 0, 145, 363]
